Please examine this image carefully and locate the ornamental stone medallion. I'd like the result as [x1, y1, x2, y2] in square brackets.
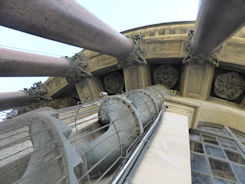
[104, 71, 125, 94]
[153, 64, 179, 88]
[214, 72, 245, 100]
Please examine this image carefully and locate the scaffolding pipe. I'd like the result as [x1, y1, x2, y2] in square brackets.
[192, 0, 245, 56]
[0, 0, 133, 58]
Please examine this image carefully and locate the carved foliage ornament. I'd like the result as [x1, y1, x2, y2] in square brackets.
[153, 64, 179, 89]
[104, 71, 125, 95]
[183, 30, 220, 67]
[117, 34, 147, 68]
[214, 72, 245, 100]
[23, 81, 51, 101]
[66, 51, 92, 83]
[9, 82, 53, 119]
[7, 98, 77, 119]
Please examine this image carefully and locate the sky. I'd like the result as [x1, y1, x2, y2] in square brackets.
[0, 0, 199, 92]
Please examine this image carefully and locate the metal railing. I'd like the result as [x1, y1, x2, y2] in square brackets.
[0, 85, 168, 184]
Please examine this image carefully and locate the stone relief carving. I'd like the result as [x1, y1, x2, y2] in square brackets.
[214, 72, 245, 100]
[153, 64, 179, 89]
[103, 71, 125, 94]
[183, 30, 220, 67]
[117, 34, 147, 68]
[6, 98, 77, 119]
[5, 82, 73, 119]
[23, 81, 51, 101]
[65, 51, 92, 82]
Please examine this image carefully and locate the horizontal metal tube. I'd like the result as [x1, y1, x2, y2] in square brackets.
[0, 91, 29, 110]
[0, 48, 73, 77]
[192, 0, 245, 56]
[0, 0, 133, 58]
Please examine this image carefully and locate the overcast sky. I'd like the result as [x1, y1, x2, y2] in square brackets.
[0, 0, 199, 92]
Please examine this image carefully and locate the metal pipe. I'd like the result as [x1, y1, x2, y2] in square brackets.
[192, 0, 245, 56]
[81, 86, 166, 179]
[0, 48, 74, 77]
[0, 85, 168, 183]
[0, 0, 133, 58]
[81, 96, 142, 179]
[0, 91, 29, 110]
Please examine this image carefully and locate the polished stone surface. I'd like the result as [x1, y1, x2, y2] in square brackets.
[132, 112, 191, 184]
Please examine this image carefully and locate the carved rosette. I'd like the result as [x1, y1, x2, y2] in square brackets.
[153, 64, 179, 88]
[214, 72, 245, 100]
[103, 72, 125, 95]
